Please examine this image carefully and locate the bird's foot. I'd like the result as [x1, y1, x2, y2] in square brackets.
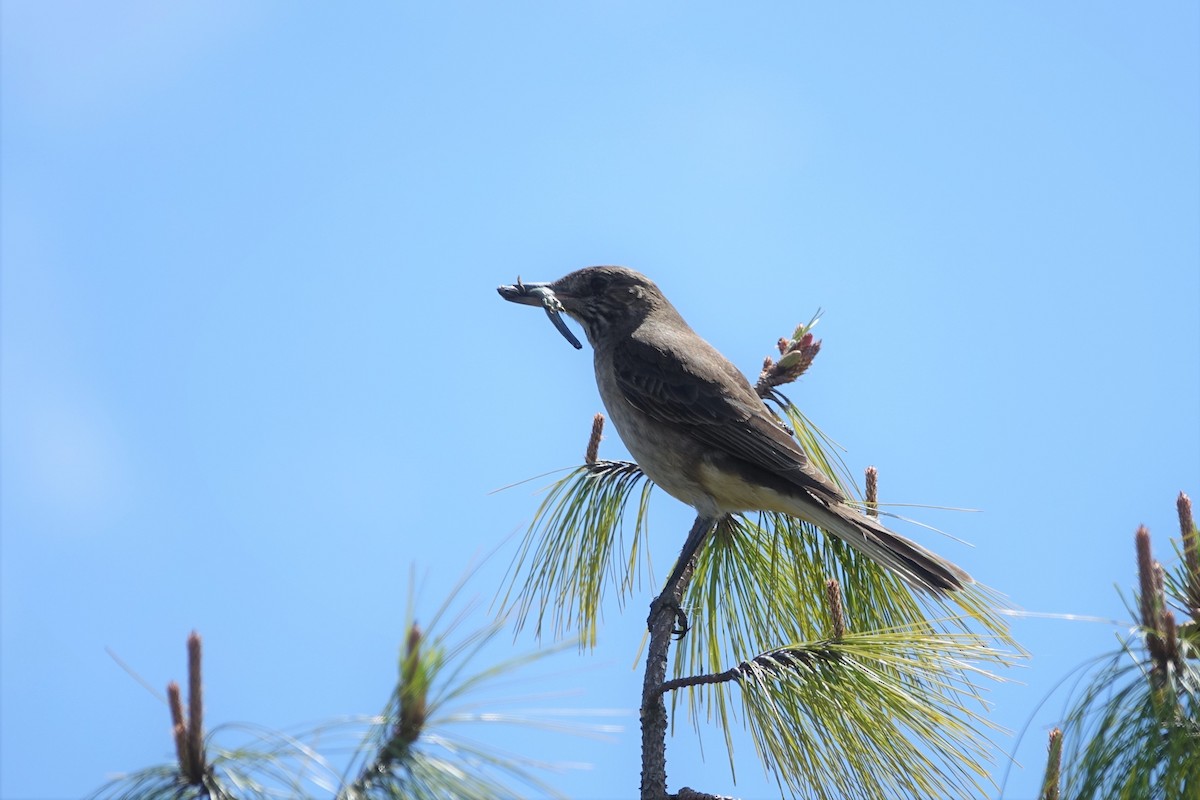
[649, 592, 690, 639]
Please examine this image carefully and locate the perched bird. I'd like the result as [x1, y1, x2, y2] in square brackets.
[499, 266, 970, 595]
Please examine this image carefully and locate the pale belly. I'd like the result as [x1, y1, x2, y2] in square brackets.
[600, 386, 802, 520]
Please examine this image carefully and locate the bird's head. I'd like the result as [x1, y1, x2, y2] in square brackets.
[498, 266, 667, 348]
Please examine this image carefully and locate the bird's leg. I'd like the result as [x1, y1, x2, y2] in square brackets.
[649, 514, 719, 638]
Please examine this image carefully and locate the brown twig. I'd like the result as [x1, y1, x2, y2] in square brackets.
[167, 682, 191, 780]
[660, 642, 839, 695]
[659, 665, 741, 694]
[586, 414, 605, 465]
[1136, 526, 1165, 663]
[186, 632, 205, 782]
[164, 633, 205, 785]
[1178, 492, 1199, 616]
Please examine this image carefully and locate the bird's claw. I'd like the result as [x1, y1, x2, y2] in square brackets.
[649, 594, 690, 639]
[671, 606, 690, 639]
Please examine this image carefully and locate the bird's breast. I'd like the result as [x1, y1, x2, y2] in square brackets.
[592, 353, 723, 517]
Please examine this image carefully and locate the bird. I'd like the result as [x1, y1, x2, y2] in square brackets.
[498, 266, 971, 596]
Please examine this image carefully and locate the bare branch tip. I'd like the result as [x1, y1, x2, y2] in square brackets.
[167, 681, 185, 728]
[1179, 491, 1198, 580]
[586, 414, 605, 465]
[1135, 525, 1154, 601]
[166, 682, 189, 775]
[1135, 526, 1171, 664]
[185, 632, 205, 780]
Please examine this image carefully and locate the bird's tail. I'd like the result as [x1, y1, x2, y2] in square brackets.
[797, 500, 972, 595]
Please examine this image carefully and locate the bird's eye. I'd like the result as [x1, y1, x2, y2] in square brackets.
[589, 273, 610, 294]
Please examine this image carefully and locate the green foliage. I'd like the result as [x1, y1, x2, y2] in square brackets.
[501, 460, 653, 647]
[1040, 728, 1064, 800]
[1057, 642, 1198, 799]
[502, 392, 1017, 797]
[678, 512, 1010, 672]
[89, 726, 336, 800]
[91, 588, 609, 800]
[673, 512, 1014, 794]
[736, 630, 1007, 800]
[1054, 515, 1199, 800]
[339, 594, 601, 800]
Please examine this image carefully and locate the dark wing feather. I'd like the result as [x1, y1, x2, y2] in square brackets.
[612, 335, 845, 502]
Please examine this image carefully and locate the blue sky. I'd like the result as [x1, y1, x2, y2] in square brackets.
[2, 3, 1197, 798]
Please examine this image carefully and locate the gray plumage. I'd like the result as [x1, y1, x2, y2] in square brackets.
[501, 266, 970, 594]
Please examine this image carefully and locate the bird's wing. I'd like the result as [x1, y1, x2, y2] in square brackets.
[612, 335, 845, 501]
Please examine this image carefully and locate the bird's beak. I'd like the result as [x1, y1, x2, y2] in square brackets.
[497, 278, 584, 350]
